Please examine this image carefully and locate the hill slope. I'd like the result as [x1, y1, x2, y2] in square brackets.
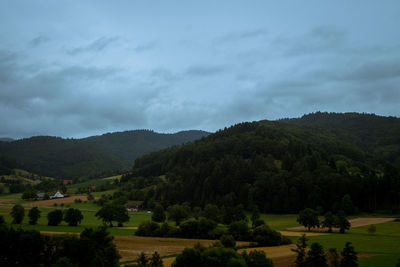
[0, 130, 209, 179]
[279, 112, 400, 163]
[122, 114, 400, 213]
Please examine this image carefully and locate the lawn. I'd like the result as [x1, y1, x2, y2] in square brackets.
[0, 206, 152, 236]
[290, 221, 400, 267]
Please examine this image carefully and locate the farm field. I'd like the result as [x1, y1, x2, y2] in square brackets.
[0, 193, 399, 267]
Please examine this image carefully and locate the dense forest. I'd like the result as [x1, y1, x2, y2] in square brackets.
[121, 113, 400, 214]
[0, 130, 208, 179]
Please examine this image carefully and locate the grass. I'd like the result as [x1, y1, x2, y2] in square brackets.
[290, 221, 400, 267]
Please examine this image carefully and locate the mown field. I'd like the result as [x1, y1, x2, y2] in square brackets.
[0, 193, 399, 266]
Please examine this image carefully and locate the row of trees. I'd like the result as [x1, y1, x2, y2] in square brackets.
[292, 235, 358, 267]
[9, 205, 83, 227]
[297, 208, 351, 233]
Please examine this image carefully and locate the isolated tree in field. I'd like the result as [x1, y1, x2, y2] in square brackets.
[96, 204, 115, 226]
[10, 204, 25, 224]
[291, 234, 308, 267]
[114, 204, 129, 226]
[48, 210, 63, 226]
[340, 242, 358, 267]
[64, 208, 83, 226]
[335, 210, 351, 233]
[28, 207, 41, 225]
[297, 208, 319, 231]
[306, 242, 328, 267]
[152, 205, 166, 223]
[204, 204, 220, 222]
[167, 204, 189, 226]
[322, 211, 335, 232]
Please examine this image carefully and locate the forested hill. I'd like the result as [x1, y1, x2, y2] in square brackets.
[81, 130, 209, 167]
[0, 130, 209, 179]
[123, 114, 400, 214]
[279, 112, 400, 163]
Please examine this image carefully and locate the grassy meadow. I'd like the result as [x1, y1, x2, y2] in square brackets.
[0, 192, 399, 266]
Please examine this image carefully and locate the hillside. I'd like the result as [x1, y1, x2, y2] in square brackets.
[81, 130, 209, 168]
[0, 130, 209, 180]
[121, 114, 400, 213]
[279, 112, 400, 163]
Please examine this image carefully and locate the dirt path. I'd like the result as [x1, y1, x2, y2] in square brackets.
[288, 217, 395, 232]
[279, 230, 326, 236]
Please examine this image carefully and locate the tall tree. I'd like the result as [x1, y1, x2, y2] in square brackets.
[64, 208, 83, 226]
[10, 204, 25, 224]
[297, 208, 319, 231]
[47, 210, 63, 226]
[322, 211, 335, 233]
[291, 234, 308, 267]
[167, 204, 189, 226]
[340, 242, 358, 267]
[335, 210, 351, 233]
[28, 207, 41, 225]
[305, 243, 328, 267]
[152, 205, 166, 223]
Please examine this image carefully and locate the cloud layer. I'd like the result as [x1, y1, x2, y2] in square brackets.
[0, 1, 399, 138]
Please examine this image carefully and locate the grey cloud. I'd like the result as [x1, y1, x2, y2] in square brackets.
[184, 64, 228, 76]
[134, 41, 157, 52]
[283, 26, 347, 56]
[214, 29, 268, 44]
[345, 60, 400, 82]
[67, 37, 119, 55]
[29, 35, 49, 47]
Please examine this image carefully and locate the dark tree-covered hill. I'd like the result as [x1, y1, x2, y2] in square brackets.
[81, 130, 209, 168]
[0, 130, 209, 179]
[280, 112, 400, 163]
[122, 114, 400, 213]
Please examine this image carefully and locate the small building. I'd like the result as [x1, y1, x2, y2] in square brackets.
[50, 191, 64, 199]
[36, 193, 45, 199]
[63, 179, 73, 185]
[125, 203, 140, 212]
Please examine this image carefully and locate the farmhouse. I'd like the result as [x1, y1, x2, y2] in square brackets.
[50, 191, 64, 199]
[63, 179, 73, 185]
[36, 192, 45, 199]
[125, 203, 141, 212]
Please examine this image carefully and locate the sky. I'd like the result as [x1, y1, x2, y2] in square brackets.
[0, 1, 399, 138]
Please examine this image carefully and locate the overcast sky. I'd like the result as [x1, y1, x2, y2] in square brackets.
[1, 1, 399, 138]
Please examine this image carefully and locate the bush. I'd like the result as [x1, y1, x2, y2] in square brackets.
[220, 234, 236, 248]
[228, 220, 250, 241]
[135, 221, 160, 237]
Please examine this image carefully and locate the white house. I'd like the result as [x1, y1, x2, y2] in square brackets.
[50, 191, 64, 199]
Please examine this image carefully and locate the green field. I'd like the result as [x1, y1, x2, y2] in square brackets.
[0, 198, 399, 266]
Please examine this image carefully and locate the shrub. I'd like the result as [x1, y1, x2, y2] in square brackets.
[135, 221, 160, 237]
[220, 234, 236, 248]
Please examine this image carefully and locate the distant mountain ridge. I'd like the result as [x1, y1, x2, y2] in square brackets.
[0, 137, 14, 142]
[0, 129, 209, 179]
